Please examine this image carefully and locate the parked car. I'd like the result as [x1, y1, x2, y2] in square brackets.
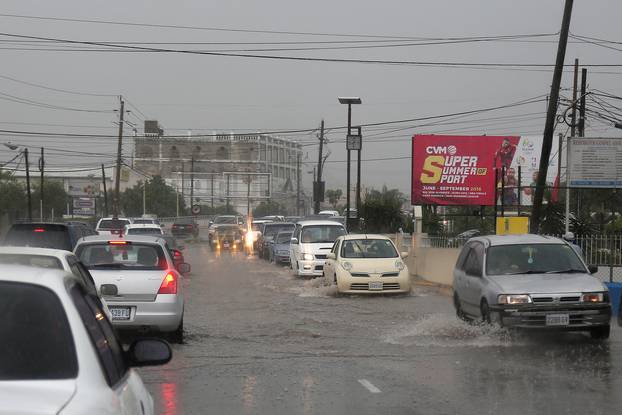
[171, 217, 199, 238]
[323, 234, 411, 294]
[161, 235, 189, 274]
[290, 220, 347, 277]
[124, 224, 164, 236]
[75, 235, 189, 342]
[0, 246, 112, 319]
[3, 222, 97, 251]
[270, 230, 293, 264]
[258, 222, 296, 259]
[96, 217, 132, 236]
[0, 264, 171, 414]
[452, 234, 611, 339]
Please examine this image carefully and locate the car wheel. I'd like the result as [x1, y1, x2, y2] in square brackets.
[169, 316, 184, 344]
[454, 293, 468, 321]
[480, 299, 491, 324]
[590, 325, 610, 340]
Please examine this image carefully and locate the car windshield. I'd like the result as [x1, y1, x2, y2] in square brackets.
[275, 232, 293, 244]
[341, 239, 399, 258]
[77, 243, 167, 270]
[127, 227, 162, 235]
[0, 253, 63, 269]
[215, 216, 237, 224]
[300, 225, 346, 244]
[0, 281, 78, 380]
[98, 219, 130, 229]
[486, 243, 587, 275]
[3, 224, 71, 251]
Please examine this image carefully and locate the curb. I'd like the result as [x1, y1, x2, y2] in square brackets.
[411, 276, 453, 297]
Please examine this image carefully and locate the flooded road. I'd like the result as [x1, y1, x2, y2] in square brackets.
[139, 242, 622, 415]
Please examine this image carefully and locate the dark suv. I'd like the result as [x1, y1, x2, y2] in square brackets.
[172, 218, 199, 238]
[3, 222, 97, 252]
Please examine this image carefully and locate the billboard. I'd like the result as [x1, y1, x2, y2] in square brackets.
[411, 135, 558, 206]
[568, 138, 622, 188]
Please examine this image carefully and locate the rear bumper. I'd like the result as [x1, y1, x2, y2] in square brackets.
[490, 303, 611, 329]
[106, 294, 183, 332]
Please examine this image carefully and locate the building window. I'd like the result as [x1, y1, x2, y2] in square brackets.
[170, 146, 179, 159]
[217, 146, 229, 160]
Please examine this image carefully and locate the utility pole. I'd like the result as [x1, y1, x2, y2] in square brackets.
[101, 164, 108, 217]
[297, 153, 301, 216]
[314, 120, 325, 214]
[246, 173, 251, 218]
[190, 156, 194, 208]
[579, 68, 587, 137]
[226, 174, 230, 212]
[570, 59, 579, 137]
[531, 0, 574, 232]
[210, 172, 214, 209]
[346, 106, 352, 222]
[142, 180, 146, 216]
[356, 129, 362, 218]
[24, 148, 32, 221]
[39, 147, 44, 221]
[113, 96, 125, 218]
[181, 161, 185, 212]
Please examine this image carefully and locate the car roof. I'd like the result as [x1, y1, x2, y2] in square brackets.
[340, 234, 391, 241]
[471, 234, 564, 246]
[125, 223, 161, 229]
[297, 220, 347, 227]
[10, 222, 71, 228]
[98, 217, 130, 221]
[77, 234, 166, 245]
[0, 246, 75, 258]
[0, 264, 78, 290]
[263, 222, 294, 227]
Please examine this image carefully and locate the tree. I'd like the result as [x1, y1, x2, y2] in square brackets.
[359, 186, 406, 233]
[31, 180, 70, 220]
[0, 170, 26, 220]
[325, 189, 343, 209]
[121, 176, 184, 218]
[253, 200, 286, 217]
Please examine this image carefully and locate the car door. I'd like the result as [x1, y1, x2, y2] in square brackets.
[461, 242, 486, 317]
[70, 284, 153, 415]
[323, 239, 340, 282]
[453, 244, 472, 303]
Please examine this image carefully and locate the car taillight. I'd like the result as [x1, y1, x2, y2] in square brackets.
[174, 251, 181, 258]
[33, 228, 45, 233]
[158, 272, 177, 294]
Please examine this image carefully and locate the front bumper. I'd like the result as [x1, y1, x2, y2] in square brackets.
[489, 303, 611, 329]
[105, 294, 184, 332]
[296, 259, 325, 276]
[336, 270, 411, 294]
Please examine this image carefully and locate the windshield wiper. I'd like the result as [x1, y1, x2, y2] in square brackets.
[504, 270, 548, 275]
[545, 269, 587, 274]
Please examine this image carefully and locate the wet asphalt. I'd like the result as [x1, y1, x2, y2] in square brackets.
[138, 241, 622, 415]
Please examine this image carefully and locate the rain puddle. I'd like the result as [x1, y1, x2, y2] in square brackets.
[384, 313, 518, 348]
[291, 277, 339, 298]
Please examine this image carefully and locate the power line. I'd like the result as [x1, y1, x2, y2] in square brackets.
[0, 90, 114, 113]
[0, 73, 117, 97]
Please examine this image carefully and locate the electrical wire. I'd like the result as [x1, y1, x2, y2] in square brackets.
[0, 73, 117, 97]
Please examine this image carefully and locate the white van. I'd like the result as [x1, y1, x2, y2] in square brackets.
[289, 220, 347, 277]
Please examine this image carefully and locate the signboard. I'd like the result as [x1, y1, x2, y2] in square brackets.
[73, 197, 95, 216]
[568, 138, 622, 187]
[496, 216, 530, 235]
[346, 134, 362, 150]
[191, 204, 201, 215]
[411, 135, 559, 206]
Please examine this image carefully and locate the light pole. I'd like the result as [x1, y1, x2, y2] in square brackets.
[338, 97, 362, 229]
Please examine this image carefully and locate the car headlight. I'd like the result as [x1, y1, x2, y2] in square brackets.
[302, 253, 314, 261]
[341, 261, 353, 271]
[581, 292, 606, 303]
[498, 294, 532, 305]
[395, 260, 405, 271]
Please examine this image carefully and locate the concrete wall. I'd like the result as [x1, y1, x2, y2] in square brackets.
[406, 247, 461, 286]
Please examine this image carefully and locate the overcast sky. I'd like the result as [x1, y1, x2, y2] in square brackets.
[0, 0, 621, 196]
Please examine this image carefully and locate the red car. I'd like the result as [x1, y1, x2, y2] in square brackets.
[162, 235, 190, 275]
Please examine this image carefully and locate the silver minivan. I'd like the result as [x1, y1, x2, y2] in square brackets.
[452, 234, 611, 339]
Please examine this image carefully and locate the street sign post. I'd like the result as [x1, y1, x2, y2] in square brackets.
[346, 134, 362, 151]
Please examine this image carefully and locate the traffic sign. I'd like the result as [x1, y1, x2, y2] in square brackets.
[346, 134, 362, 151]
[191, 204, 201, 215]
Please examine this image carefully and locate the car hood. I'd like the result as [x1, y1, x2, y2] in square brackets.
[489, 273, 606, 294]
[0, 380, 76, 414]
[300, 242, 335, 255]
[346, 258, 401, 273]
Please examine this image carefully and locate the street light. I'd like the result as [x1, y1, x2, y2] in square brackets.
[337, 97, 362, 229]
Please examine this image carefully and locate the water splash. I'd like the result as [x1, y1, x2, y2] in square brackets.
[293, 277, 339, 297]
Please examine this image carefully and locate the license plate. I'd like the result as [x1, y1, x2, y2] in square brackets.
[546, 314, 569, 326]
[224, 242, 230, 247]
[110, 307, 131, 320]
[369, 282, 383, 290]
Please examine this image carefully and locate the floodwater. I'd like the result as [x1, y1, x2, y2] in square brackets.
[138, 242, 622, 415]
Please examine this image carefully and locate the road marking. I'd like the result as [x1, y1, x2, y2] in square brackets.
[358, 379, 382, 394]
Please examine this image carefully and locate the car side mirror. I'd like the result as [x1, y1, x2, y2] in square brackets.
[327, 253, 336, 260]
[178, 263, 191, 274]
[588, 265, 598, 274]
[401, 252, 409, 259]
[127, 339, 172, 367]
[100, 284, 118, 296]
[291, 237, 299, 244]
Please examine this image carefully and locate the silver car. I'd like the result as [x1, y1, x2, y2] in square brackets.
[453, 234, 611, 339]
[75, 235, 189, 342]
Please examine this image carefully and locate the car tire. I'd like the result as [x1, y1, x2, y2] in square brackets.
[480, 299, 491, 324]
[169, 316, 184, 344]
[454, 293, 468, 321]
[590, 325, 610, 340]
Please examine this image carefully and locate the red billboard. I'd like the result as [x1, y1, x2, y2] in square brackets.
[411, 135, 520, 206]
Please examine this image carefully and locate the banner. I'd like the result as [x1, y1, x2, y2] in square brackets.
[568, 137, 622, 188]
[411, 135, 558, 206]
